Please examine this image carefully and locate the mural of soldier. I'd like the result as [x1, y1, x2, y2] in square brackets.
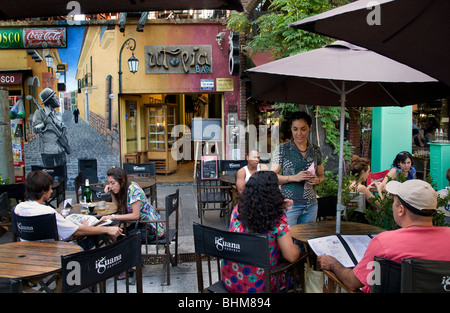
[32, 87, 70, 181]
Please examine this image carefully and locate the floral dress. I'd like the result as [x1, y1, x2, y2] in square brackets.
[220, 206, 290, 293]
[127, 182, 164, 237]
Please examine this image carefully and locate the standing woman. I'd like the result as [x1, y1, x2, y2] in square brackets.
[100, 166, 164, 238]
[271, 111, 325, 226]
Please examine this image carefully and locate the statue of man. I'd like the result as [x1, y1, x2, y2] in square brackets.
[32, 88, 70, 180]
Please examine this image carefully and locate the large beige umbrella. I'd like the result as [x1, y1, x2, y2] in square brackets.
[247, 41, 450, 233]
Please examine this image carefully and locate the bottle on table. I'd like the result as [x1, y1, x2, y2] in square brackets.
[82, 178, 92, 203]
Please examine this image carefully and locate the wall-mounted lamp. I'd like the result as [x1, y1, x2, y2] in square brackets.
[44, 54, 54, 72]
[216, 32, 226, 46]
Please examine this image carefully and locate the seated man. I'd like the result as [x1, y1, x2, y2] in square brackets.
[318, 179, 450, 293]
[14, 170, 122, 244]
[235, 149, 269, 195]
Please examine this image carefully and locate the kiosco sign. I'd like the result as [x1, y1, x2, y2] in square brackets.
[0, 73, 22, 85]
[0, 28, 66, 49]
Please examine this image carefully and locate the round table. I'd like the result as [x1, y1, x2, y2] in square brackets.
[290, 221, 385, 244]
[0, 241, 83, 292]
[60, 201, 118, 217]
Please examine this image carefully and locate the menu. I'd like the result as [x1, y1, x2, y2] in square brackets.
[201, 155, 218, 179]
[307, 234, 375, 268]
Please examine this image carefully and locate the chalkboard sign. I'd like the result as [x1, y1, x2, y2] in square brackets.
[201, 155, 218, 179]
[192, 118, 222, 141]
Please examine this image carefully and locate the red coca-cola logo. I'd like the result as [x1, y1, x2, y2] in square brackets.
[24, 28, 66, 48]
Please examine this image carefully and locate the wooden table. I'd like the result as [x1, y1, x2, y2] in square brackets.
[219, 173, 236, 185]
[290, 221, 385, 244]
[59, 201, 118, 217]
[0, 241, 83, 292]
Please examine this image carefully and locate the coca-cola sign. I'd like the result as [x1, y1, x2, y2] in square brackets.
[0, 27, 67, 49]
[24, 28, 66, 48]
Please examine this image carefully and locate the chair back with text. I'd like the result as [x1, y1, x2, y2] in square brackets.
[90, 185, 112, 202]
[11, 212, 59, 241]
[61, 232, 142, 293]
[366, 170, 389, 185]
[370, 256, 401, 293]
[219, 160, 247, 174]
[193, 222, 271, 293]
[401, 258, 450, 293]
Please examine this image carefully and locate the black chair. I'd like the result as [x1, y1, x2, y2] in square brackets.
[11, 212, 59, 241]
[124, 189, 180, 286]
[61, 232, 143, 293]
[0, 183, 25, 204]
[316, 196, 337, 221]
[219, 159, 247, 174]
[401, 258, 450, 293]
[193, 223, 306, 293]
[196, 172, 233, 226]
[123, 162, 157, 206]
[31, 165, 66, 208]
[370, 256, 401, 293]
[90, 185, 112, 202]
[0, 278, 22, 293]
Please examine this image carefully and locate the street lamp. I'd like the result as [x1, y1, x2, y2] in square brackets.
[45, 54, 54, 72]
[118, 38, 139, 94]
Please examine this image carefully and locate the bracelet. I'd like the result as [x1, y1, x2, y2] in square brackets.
[111, 214, 115, 220]
[286, 175, 289, 183]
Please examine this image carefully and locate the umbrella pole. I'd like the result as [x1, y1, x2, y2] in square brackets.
[336, 83, 346, 234]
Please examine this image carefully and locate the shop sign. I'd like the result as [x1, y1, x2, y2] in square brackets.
[145, 45, 212, 74]
[0, 72, 22, 85]
[201, 79, 214, 91]
[0, 28, 66, 49]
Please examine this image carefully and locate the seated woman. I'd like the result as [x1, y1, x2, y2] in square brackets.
[100, 166, 164, 238]
[221, 171, 300, 293]
[381, 151, 416, 190]
[348, 155, 384, 210]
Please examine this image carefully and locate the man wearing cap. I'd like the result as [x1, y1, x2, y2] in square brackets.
[32, 88, 69, 179]
[318, 179, 450, 292]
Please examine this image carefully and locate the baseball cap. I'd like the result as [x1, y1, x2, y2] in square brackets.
[385, 179, 437, 216]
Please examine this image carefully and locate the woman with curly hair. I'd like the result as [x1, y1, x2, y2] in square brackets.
[221, 171, 300, 293]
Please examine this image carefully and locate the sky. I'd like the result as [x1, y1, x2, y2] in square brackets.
[57, 25, 85, 92]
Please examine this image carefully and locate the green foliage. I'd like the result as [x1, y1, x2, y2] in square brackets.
[365, 173, 448, 230]
[0, 173, 9, 185]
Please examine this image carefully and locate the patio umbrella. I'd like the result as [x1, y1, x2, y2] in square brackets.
[289, 0, 450, 86]
[0, 0, 243, 20]
[246, 41, 450, 233]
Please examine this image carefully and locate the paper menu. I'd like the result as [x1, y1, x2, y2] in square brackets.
[304, 162, 315, 190]
[307, 234, 374, 268]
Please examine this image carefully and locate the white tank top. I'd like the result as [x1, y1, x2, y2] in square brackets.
[244, 164, 261, 182]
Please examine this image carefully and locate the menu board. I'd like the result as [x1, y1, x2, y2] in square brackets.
[201, 155, 218, 179]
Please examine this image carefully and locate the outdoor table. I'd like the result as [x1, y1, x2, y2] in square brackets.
[0, 241, 83, 292]
[290, 220, 385, 245]
[59, 201, 118, 217]
[219, 173, 236, 185]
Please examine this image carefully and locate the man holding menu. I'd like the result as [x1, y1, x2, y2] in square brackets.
[318, 179, 450, 292]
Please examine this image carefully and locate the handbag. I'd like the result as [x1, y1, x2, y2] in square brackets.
[128, 220, 157, 243]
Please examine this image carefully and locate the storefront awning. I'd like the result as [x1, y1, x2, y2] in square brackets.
[0, 0, 243, 20]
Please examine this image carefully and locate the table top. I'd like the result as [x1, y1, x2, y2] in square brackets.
[219, 173, 236, 185]
[0, 241, 83, 280]
[59, 201, 118, 217]
[290, 221, 385, 244]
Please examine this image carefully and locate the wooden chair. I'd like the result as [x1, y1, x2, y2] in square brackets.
[123, 162, 157, 207]
[123, 189, 180, 286]
[323, 270, 363, 293]
[31, 165, 66, 209]
[61, 232, 143, 293]
[193, 223, 307, 293]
